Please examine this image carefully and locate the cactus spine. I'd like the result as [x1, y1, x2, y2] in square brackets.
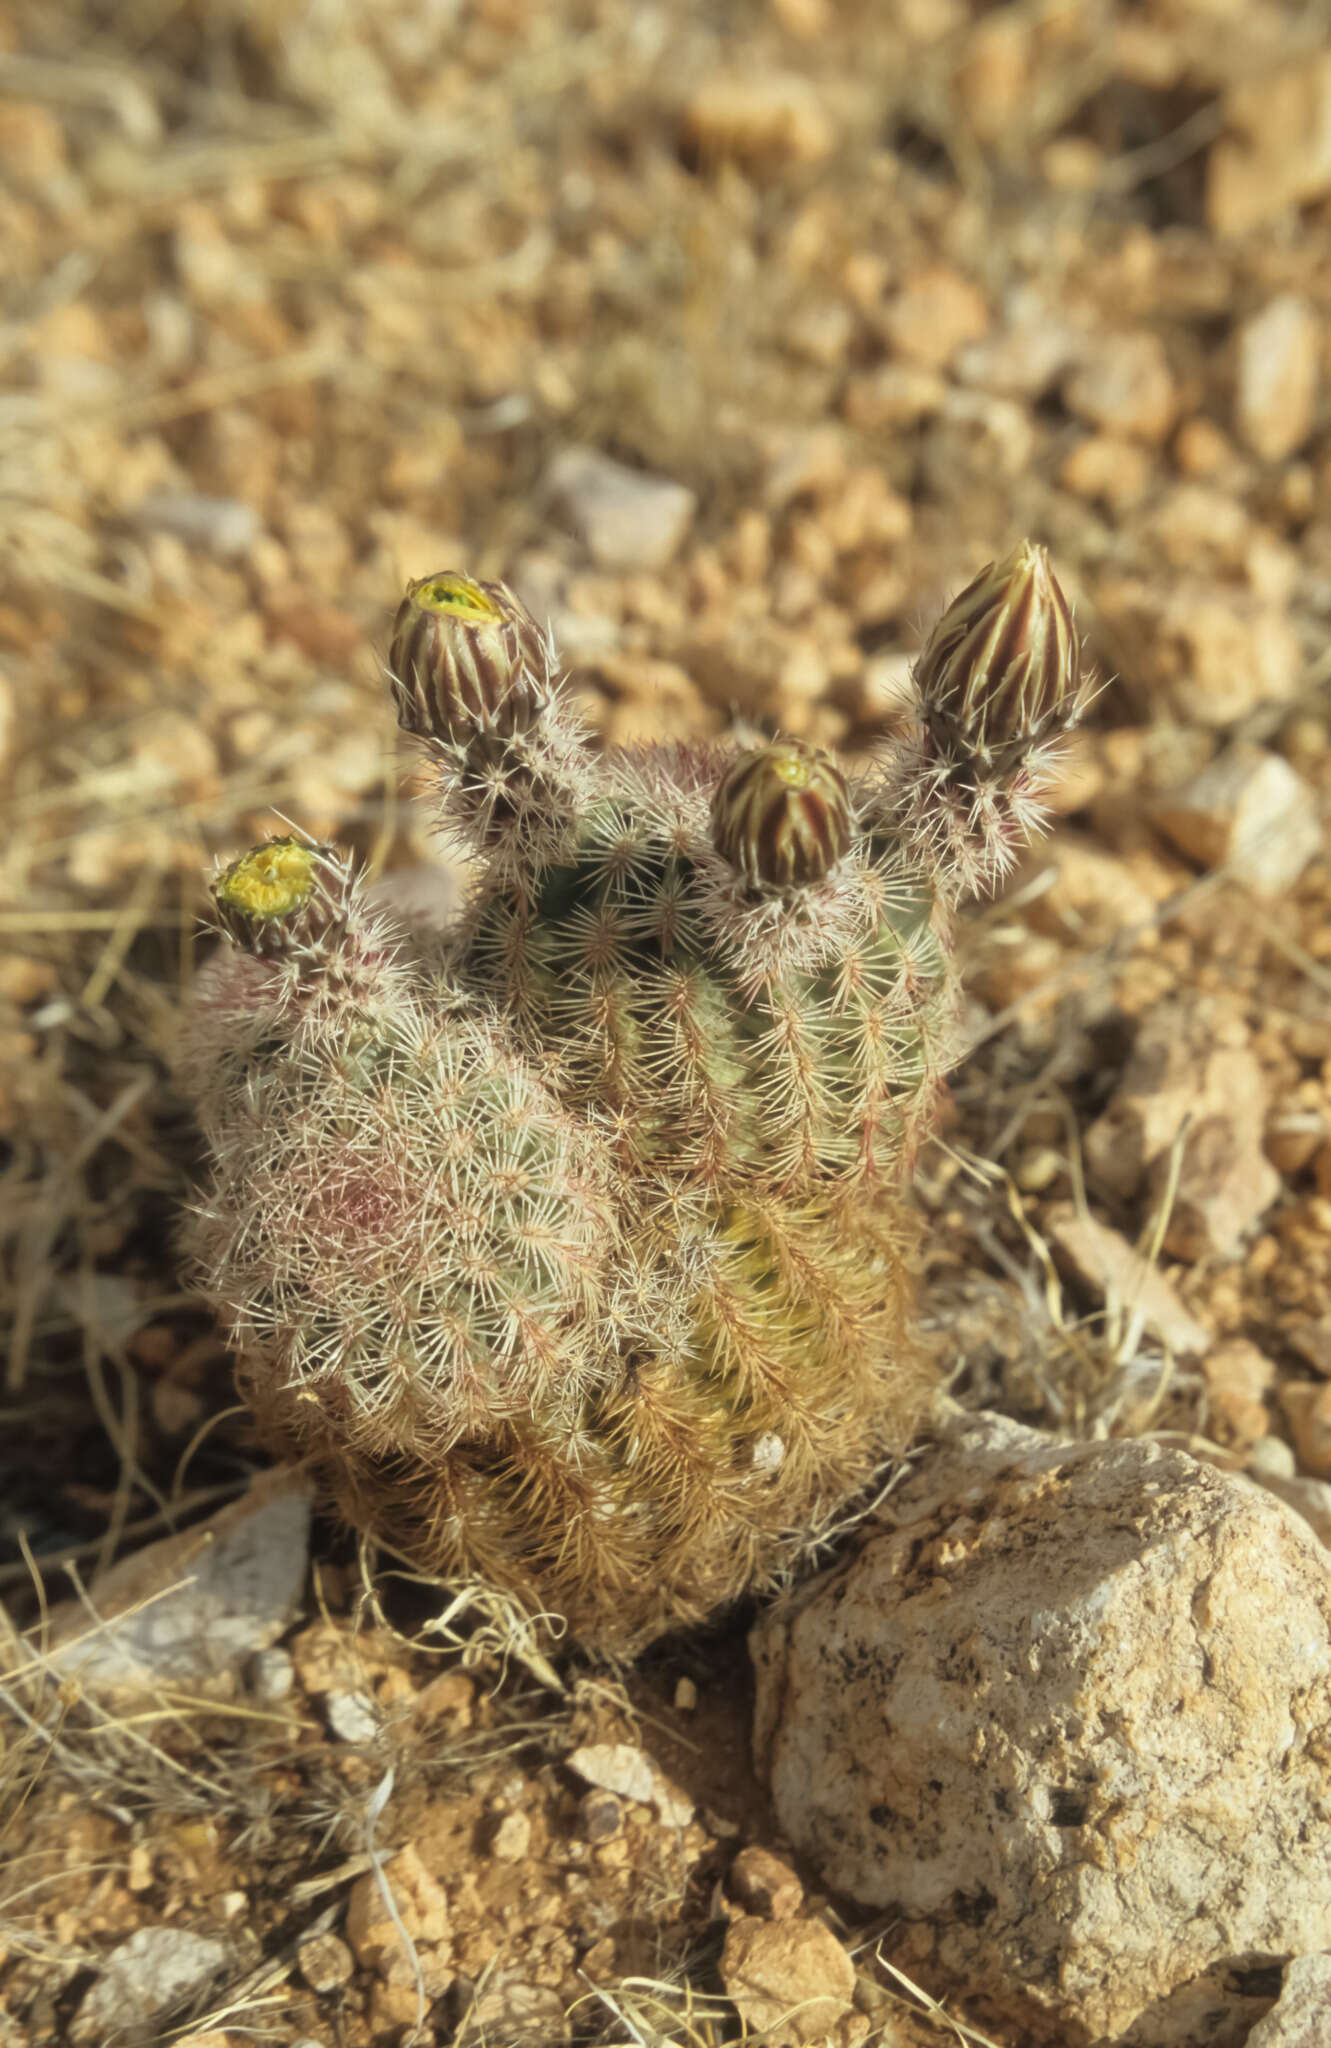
[181, 550, 1091, 1654]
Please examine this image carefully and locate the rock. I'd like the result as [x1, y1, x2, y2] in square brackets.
[1026, 833, 1160, 949]
[245, 1646, 294, 1701]
[1173, 414, 1237, 479]
[1208, 53, 1331, 236]
[137, 492, 260, 558]
[1247, 1468, 1331, 1553]
[545, 447, 696, 571]
[1044, 1205, 1210, 1356]
[1235, 296, 1320, 462]
[955, 12, 1031, 146]
[1084, 997, 1281, 1261]
[751, 1418, 1331, 2046]
[878, 264, 989, 370]
[455, 1973, 570, 2046]
[566, 1742, 694, 1827]
[576, 1788, 623, 1842]
[1247, 1953, 1331, 2048]
[1248, 1434, 1299, 1482]
[325, 1691, 381, 1744]
[298, 1932, 354, 1992]
[46, 1470, 310, 1689]
[954, 289, 1077, 398]
[1288, 1321, 1331, 1378]
[0, 669, 16, 784]
[786, 297, 855, 366]
[728, 1845, 804, 1920]
[842, 362, 946, 429]
[1059, 431, 1152, 510]
[1062, 330, 1176, 443]
[1138, 483, 1252, 574]
[345, 1844, 452, 1992]
[1281, 1380, 1331, 1479]
[567, 1740, 655, 1805]
[682, 73, 835, 174]
[1203, 1338, 1276, 1446]
[938, 385, 1035, 477]
[489, 1810, 531, 1861]
[1154, 745, 1321, 899]
[769, 0, 829, 38]
[1267, 1103, 1328, 1177]
[72, 1927, 229, 2044]
[760, 424, 847, 508]
[1101, 578, 1304, 727]
[719, 1915, 857, 2047]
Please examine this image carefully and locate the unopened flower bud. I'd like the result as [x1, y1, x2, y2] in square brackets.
[916, 542, 1088, 773]
[711, 741, 852, 891]
[212, 837, 346, 957]
[388, 571, 552, 747]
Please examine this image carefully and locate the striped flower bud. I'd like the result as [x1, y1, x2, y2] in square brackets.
[711, 741, 852, 891]
[915, 542, 1087, 773]
[388, 571, 552, 747]
[212, 837, 347, 957]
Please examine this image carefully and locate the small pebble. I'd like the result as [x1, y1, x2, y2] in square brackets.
[299, 1932, 355, 1993]
[577, 1788, 623, 1843]
[1279, 1380, 1331, 1480]
[682, 71, 835, 173]
[247, 1647, 294, 1701]
[546, 447, 696, 572]
[491, 1810, 532, 1861]
[728, 1844, 804, 1919]
[1063, 330, 1177, 443]
[137, 491, 260, 558]
[1154, 745, 1321, 899]
[325, 1691, 380, 1744]
[1247, 1435, 1298, 1482]
[1235, 295, 1320, 462]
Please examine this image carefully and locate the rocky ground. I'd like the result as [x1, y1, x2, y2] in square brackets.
[3, 0, 1331, 2043]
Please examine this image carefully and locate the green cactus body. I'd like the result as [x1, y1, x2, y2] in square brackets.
[461, 769, 955, 1188]
[181, 554, 1090, 1655]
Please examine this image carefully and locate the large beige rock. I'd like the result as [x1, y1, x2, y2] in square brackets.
[752, 1414, 1331, 2047]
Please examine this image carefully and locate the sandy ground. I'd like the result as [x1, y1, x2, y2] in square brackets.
[3, 1, 1331, 2042]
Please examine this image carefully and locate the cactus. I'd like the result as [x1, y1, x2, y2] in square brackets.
[180, 549, 1091, 1655]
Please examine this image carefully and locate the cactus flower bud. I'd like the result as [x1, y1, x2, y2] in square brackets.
[212, 837, 346, 956]
[388, 571, 552, 747]
[711, 740, 852, 890]
[915, 542, 1087, 774]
